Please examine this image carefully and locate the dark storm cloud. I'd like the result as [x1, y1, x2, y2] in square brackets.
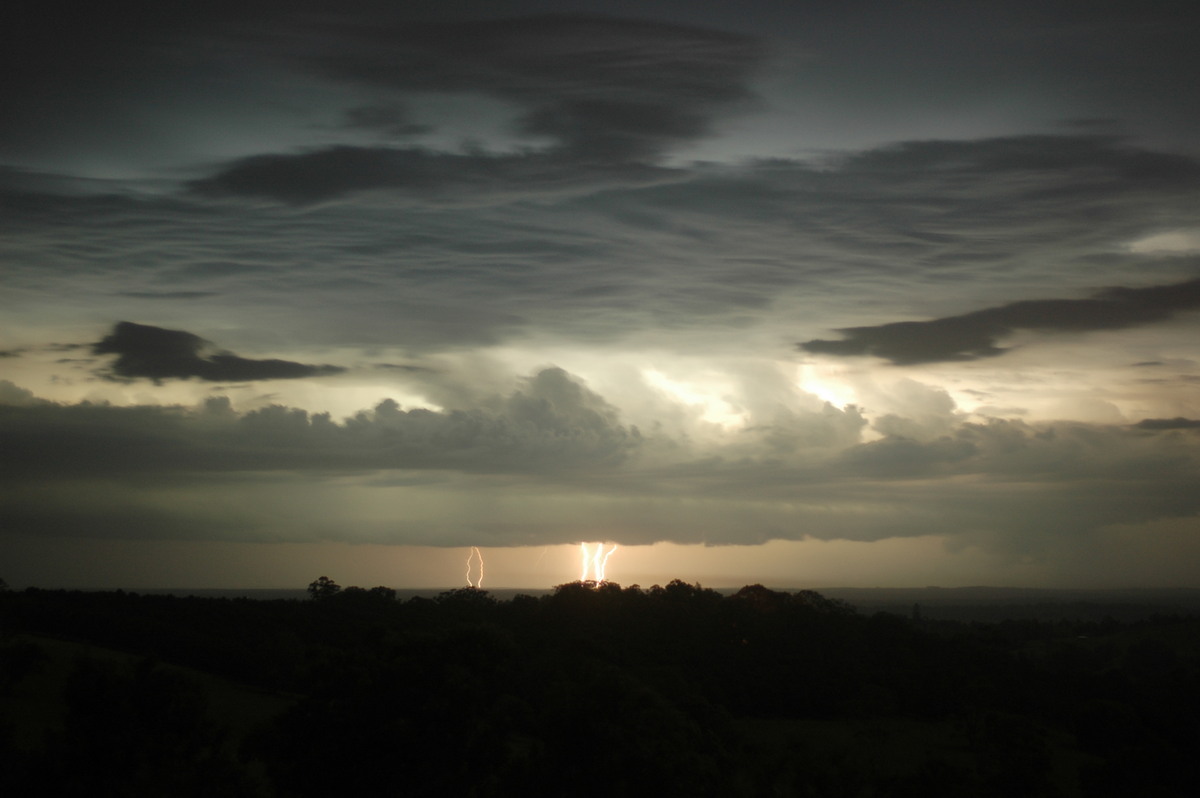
[0, 380, 45, 406]
[616, 134, 1200, 236]
[632, 418, 1200, 550]
[836, 134, 1200, 186]
[9, 132, 1200, 352]
[0, 368, 638, 479]
[373, 363, 436, 374]
[4, 376, 1200, 552]
[281, 13, 763, 159]
[663, 416, 1200, 495]
[800, 277, 1200, 365]
[92, 321, 345, 382]
[339, 103, 432, 138]
[0, 2, 188, 149]
[1060, 118, 1121, 130]
[1134, 418, 1200, 430]
[834, 420, 1183, 481]
[190, 13, 763, 203]
[117, 291, 220, 300]
[190, 145, 681, 205]
[605, 135, 1200, 262]
[562, 133, 1200, 339]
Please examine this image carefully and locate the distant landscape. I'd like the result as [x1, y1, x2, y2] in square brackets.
[133, 585, 1200, 623]
[4, 580, 1198, 796]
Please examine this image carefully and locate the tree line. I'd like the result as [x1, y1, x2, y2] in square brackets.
[2, 579, 1198, 796]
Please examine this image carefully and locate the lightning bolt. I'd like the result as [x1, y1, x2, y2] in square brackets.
[598, 543, 617, 581]
[579, 542, 618, 583]
[465, 546, 484, 588]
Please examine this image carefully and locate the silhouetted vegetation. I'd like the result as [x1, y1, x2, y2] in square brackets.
[2, 581, 1198, 796]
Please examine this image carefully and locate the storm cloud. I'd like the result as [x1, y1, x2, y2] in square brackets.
[190, 146, 682, 205]
[0, 366, 638, 479]
[93, 321, 345, 382]
[1134, 417, 1200, 430]
[5, 3, 1200, 587]
[189, 14, 763, 204]
[801, 277, 1200, 365]
[3, 375, 1199, 555]
[276, 13, 763, 160]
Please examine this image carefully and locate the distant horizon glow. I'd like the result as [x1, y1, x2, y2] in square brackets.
[7, 535, 1195, 592]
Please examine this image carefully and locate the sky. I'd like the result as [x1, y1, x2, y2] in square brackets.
[3, 0, 1200, 590]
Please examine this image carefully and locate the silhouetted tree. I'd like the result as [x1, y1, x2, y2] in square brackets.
[306, 576, 340, 600]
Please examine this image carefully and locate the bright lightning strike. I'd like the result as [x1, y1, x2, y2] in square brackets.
[465, 546, 484, 588]
[579, 542, 618, 583]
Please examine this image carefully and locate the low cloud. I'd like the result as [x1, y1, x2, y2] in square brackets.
[0, 380, 46, 407]
[340, 102, 432, 139]
[93, 321, 345, 382]
[4, 376, 1200, 555]
[0, 367, 639, 479]
[190, 145, 682, 205]
[373, 363, 436, 374]
[1134, 417, 1200, 430]
[11, 133, 1200, 354]
[279, 14, 763, 162]
[800, 277, 1200, 364]
[117, 291, 220, 300]
[189, 13, 763, 204]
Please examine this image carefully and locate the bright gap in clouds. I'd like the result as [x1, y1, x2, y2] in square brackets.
[293, 383, 444, 420]
[1127, 230, 1200, 253]
[642, 368, 745, 429]
[796, 362, 858, 409]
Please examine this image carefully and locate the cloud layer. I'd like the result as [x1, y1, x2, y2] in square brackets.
[3, 368, 1199, 559]
[4, 5, 1200, 586]
[278, 13, 763, 160]
[93, 322, 345, 382]
[190, 146, 683, 205]
[188, 14, 763, 204]
[0, 367, 637, 479]
[8, 133, 1199, 359]
[800, 277, 1200, 364]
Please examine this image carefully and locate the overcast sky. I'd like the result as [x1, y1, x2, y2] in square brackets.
[3, 1, 1199, 589]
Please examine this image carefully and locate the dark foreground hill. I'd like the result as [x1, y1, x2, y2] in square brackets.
[3, 581, 1198, 796]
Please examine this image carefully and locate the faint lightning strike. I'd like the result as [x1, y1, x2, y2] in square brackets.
[466, 546, 484, 588]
